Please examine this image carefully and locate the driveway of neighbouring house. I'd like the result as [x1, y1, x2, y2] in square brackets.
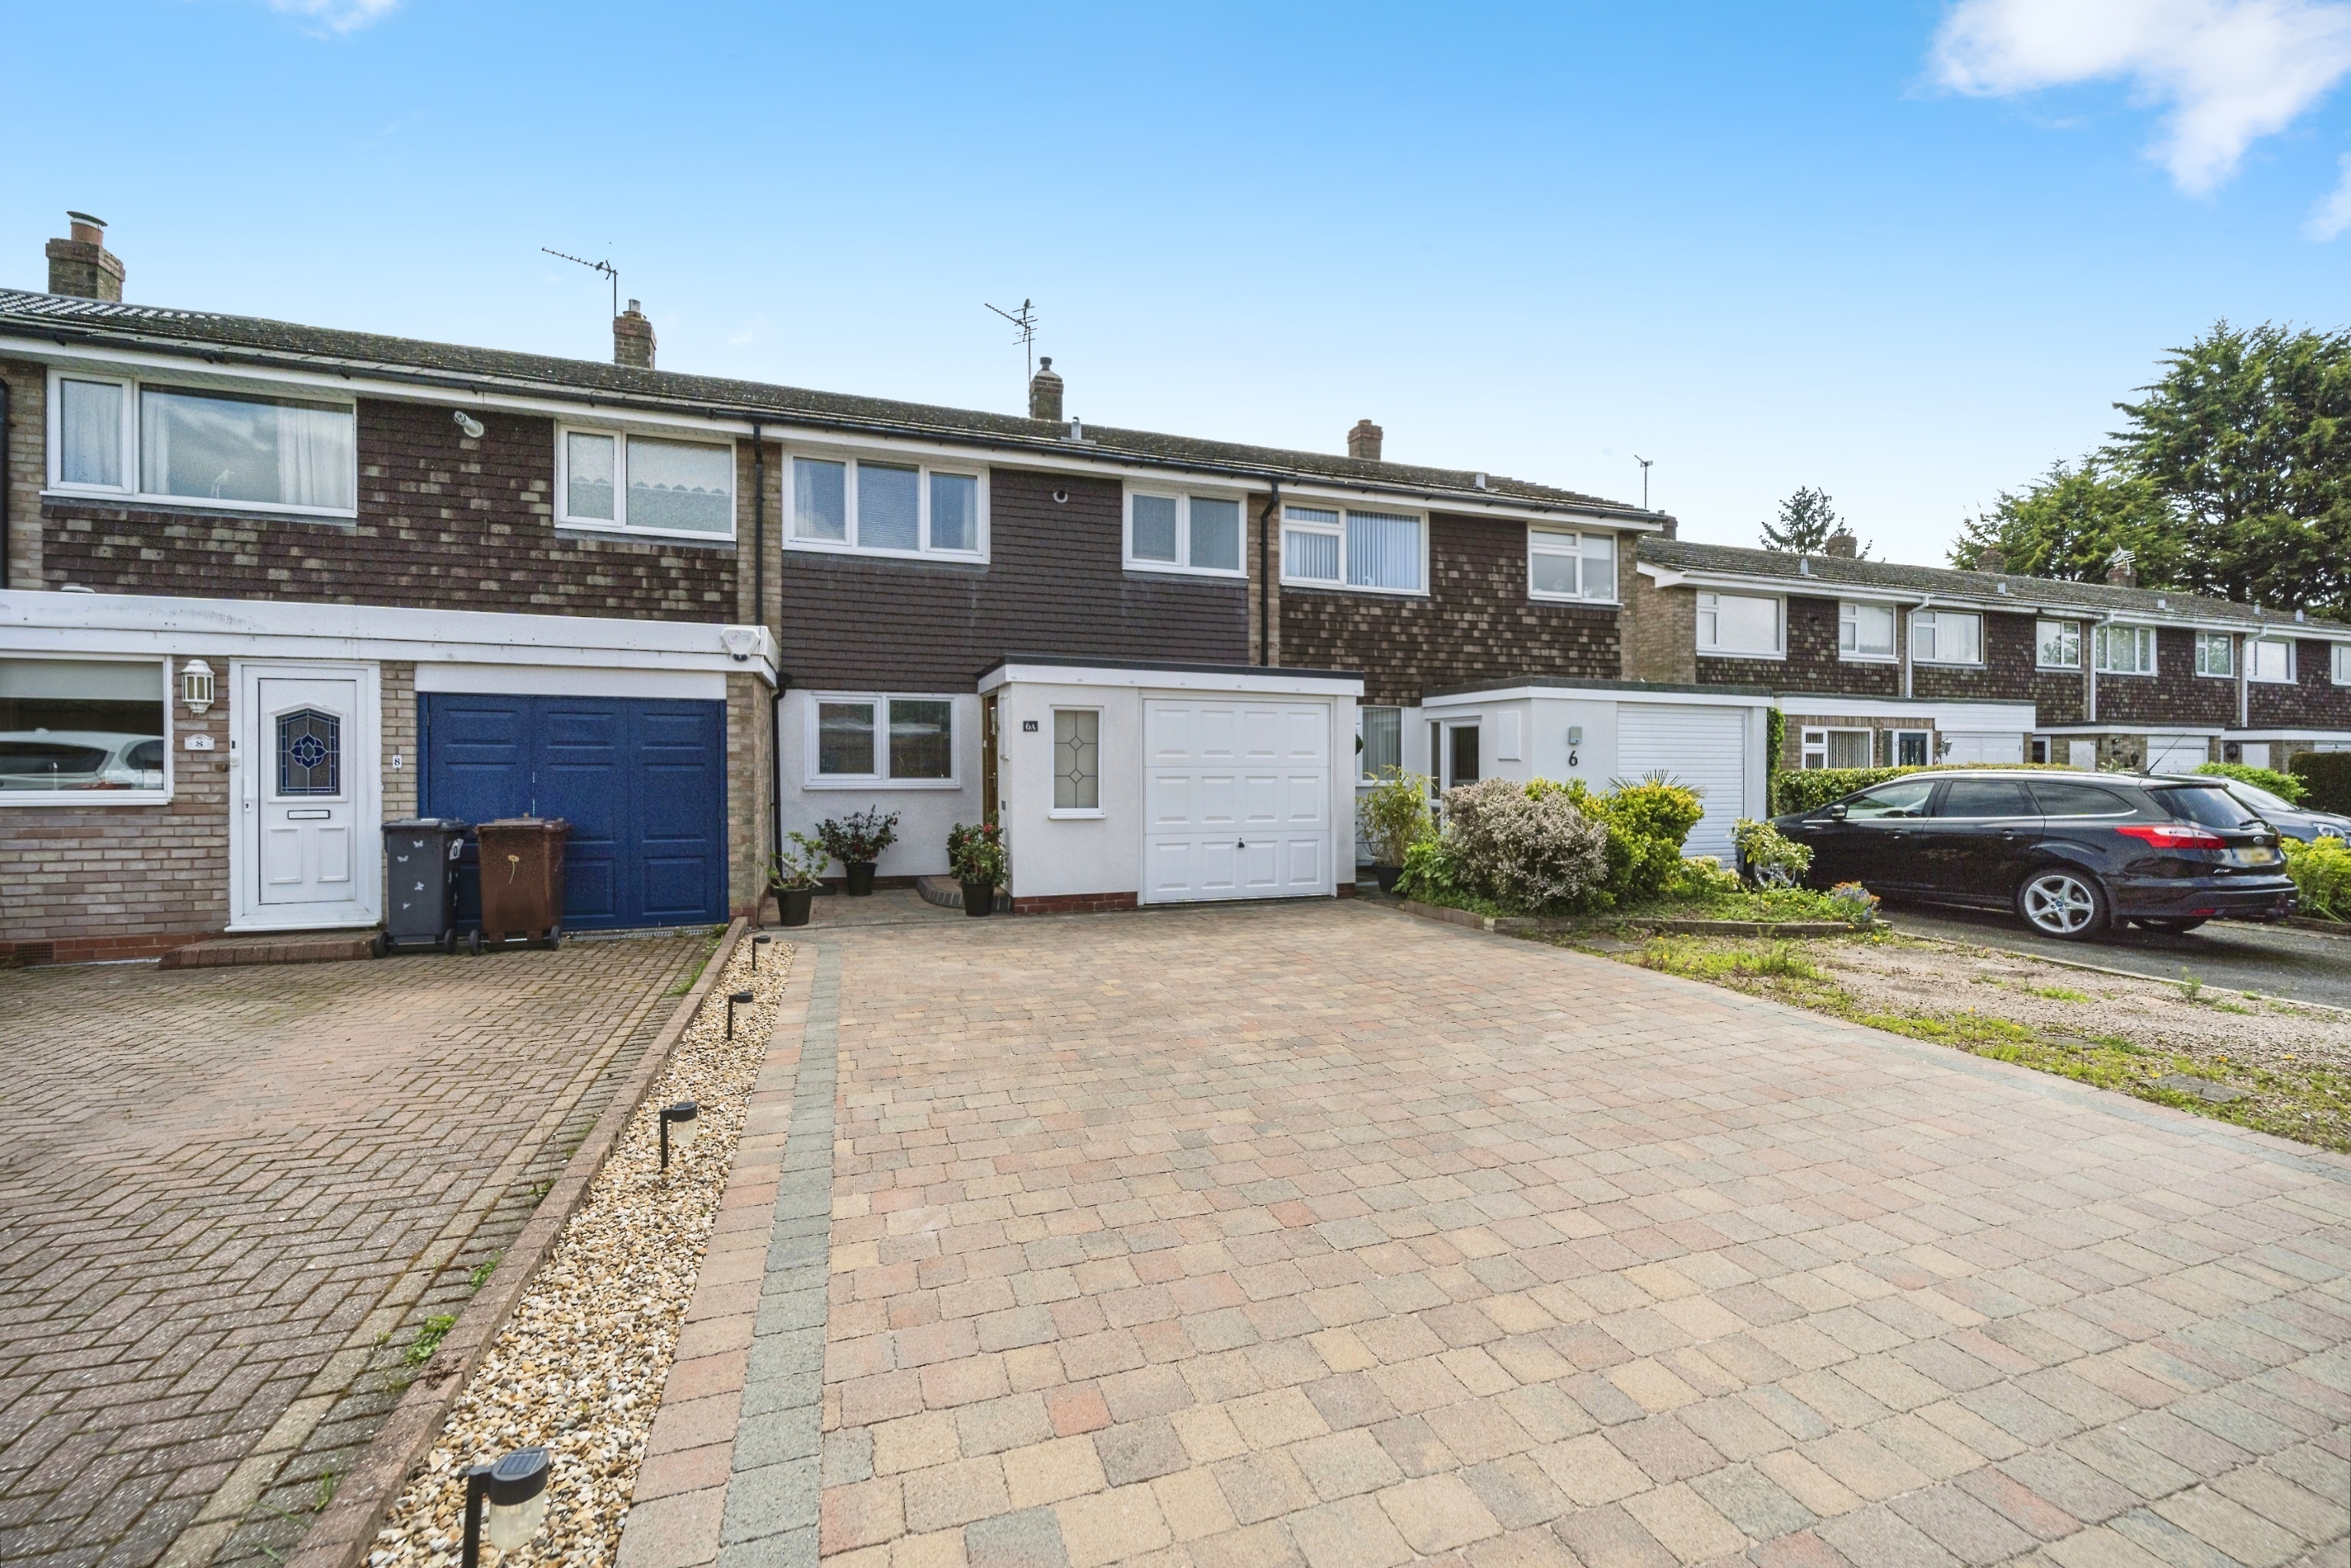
[651, 899, 2351, 1568]
[0, 933, 714, 1568]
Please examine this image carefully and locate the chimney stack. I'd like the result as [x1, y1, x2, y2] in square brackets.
[1824, 531, 1857, 559]
[47, 211, 125, 302]
[1347, 420, 1383, 461]
[613, 299, 655, 369]
[2106, 548, 2137, 588]
[1029, 357, 1063, 422]
[1975, 544, 2007, 574]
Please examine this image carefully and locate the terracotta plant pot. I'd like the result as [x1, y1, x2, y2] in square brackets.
[1372, 864, 1404, 893]
[961, 880, 997, 917]
[776, 887, 814, 926]
[845, 861, 877, 897]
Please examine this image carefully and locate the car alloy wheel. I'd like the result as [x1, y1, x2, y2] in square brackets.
[2017, 869, 2105, 939]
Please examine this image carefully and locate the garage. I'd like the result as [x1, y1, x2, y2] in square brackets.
[1618, 702, 1748, 858]
[1940, 731, 2025, 766]
[1141, 698, 1334, 903]
[420, 692, 728, 931]
[2145, 733, 2210, 774]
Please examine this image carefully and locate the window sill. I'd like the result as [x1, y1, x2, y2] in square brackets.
[1, 792, 173, 808]
[2248, 678, 2298, 686]
[557, 520, 738, 546]
[785, 539, 989, 566]
[1281, 579, 1430, 599]
[1048, 808, 1105, 820]
[43, 490, 359, 525]
[1837, 653, 1899, 664]
[2036, 664, 2082, 673]
[1528, 593, 1621, 607]
[1696, 647, 1784, 660]
[2093, 669, 2158, 678]
[1125, 561, 1248, 581]
[802, 777, 963, 791]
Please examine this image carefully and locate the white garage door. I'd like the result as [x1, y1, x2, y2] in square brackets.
[1618, 704, 1748, 859]
[1940, 731, 2024, 766]
[1143, 700, 1332, 903]
[2146, 733, 2208, 774]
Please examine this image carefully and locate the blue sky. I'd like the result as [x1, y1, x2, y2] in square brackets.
[9, 2, 2351, 563]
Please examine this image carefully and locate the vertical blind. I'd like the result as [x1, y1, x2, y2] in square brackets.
[1344, 511, 1421, 591]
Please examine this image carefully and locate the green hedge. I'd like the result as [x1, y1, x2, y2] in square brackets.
[1770, 762, 2078, 815]
[2291, 752, 2351, 816]
[2189, 762, 2305, 802]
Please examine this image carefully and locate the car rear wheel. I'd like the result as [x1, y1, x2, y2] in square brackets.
[2134, 917, 2208, 933]
[2016, 867, 2108, 940]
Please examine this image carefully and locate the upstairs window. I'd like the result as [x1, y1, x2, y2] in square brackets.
[1280, 505, 1424, 593]
[2336, 644, 2351, 685]
[1126, 492, 1243, 576]
[560, 429, 734, 537]
[1527, 529, 1618, 603]
[51, 371, 356, 515]
[1696, 592, 1781, 656]
[789, 454, 985, 559]
[2094, 624, 2157, 675]
[1838, 602, 1895, 660]
[2194, 632, 2235, 678]
[2248, 637, 2295, 684]
[2036, 619, 2082, 669]
[1909, 609, 1981, 665]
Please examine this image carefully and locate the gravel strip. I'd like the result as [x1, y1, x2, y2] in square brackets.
[366, 937, 795, 1568]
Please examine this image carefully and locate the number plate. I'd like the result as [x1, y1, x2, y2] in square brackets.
[2222, 847, 2281, 867]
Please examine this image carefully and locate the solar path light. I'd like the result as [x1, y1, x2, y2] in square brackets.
[659, 1101, 700, 1170]
[753, 933, 772, 969]
[727, 989, 753, 1037]
[461, 1446, 549, 1567]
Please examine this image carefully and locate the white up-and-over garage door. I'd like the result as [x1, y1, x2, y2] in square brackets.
[1142, 700, 1332, 903]
[1618, 704, 1749, 860]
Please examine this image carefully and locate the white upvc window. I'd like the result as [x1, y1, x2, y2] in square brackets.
[2094, 624, 2157, 675]
[1358, 705, 1403, 782]
[1, 655, 173, 807]
[787, 453, 987, 560]
[1050, 707, 1102, 816]
[1800, 727, 1872, 769]
[47, 368, 357, 517]
[2036, 619, 2082, 669]
[806, 694, 958, 788]
[2336, 644, 2351, 685]
[2194, 632, 2235, 678]
[1838, 602, 1896, 661]
[1909, 609, 1981, 665]
[1125, 491, 1244, 577]
[1279, 504, 1425, 594]
[556, 426, 736, 539]
[2248, 636, 2295, 684]
[1527, 528, 1618, 603]
[1696, 591, 1781, 657]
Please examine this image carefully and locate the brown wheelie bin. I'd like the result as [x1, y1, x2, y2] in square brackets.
[472, 817, 570, 953]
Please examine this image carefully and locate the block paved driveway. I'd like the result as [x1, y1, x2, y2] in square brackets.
[0, 933, 710, 1568]
[800, 900, 2351, 1568]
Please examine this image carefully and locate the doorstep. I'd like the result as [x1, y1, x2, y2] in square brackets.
[158, 929, 377, 969]
[913, 875, 1011, 913]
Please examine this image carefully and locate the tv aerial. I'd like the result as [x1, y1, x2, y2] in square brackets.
[544, 247, 619, 318]
[984, 298, 1038, 386]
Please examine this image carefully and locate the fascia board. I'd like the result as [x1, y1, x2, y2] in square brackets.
[980, 663, 1363, 697]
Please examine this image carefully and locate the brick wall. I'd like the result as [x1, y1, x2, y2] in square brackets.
[776, 468, 1249, 691]
[726, 670, 772, 916]
[3, 358, 42, 590]
[1626, 573, 1693, 683]
[38, 400, 736, 619]
[1277, 514, 1621, 707]
[382, 662, 417, 818]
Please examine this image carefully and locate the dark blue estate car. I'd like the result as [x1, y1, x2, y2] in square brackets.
[1772, 771, 2297, 941]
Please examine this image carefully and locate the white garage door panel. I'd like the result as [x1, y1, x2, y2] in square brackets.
[1144, 699, 1333, 903]
[1618, 704, 1749, 859]
[1941, 732, 2025, 766]
[2146, 733, 2207, 773]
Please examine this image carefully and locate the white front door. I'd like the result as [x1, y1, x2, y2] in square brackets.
[234, 663, 380, 930]
[1617, 703, 1749, 859]
[1143, 699, 1331, 903]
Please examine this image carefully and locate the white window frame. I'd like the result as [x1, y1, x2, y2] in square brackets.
[1047, 705, 1105, 818]
[1122, 490, 1248, 578]
[1837, 601, 1898, 663]
[2336, 644, 2351, 685]
[44, 367, 359, 520]
[2036, 619, 2082, 670]
[1695, 591, 1784, 658]
[803, 693, 962, 789]
[1526, 528, 1619, 604]
[1909, 609, 1983, 667]
[2093, 623, 2158, 676]
[1278, 503, 1429, 597]
[782, 449, 990, 563]
[553, 424, 739, 542]
[0, 653, 175, 808]
[1799, 727, 1872, 769]
[2193, 632, 2235, 679]
[1357, 704, 1405, 784]
[2248, 636, 2296, 684]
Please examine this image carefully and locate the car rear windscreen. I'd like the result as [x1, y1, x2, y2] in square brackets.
[2160, 785, 2264, 828]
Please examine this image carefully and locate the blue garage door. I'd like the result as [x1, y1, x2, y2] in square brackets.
[420, 694, 727, 931]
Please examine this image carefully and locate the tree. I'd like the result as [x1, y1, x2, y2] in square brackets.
[1759, 486, 1865, 555]
[1950, 459, 2180, 584]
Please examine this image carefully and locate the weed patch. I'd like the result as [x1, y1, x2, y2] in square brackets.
[403, 1313, 459, 1367]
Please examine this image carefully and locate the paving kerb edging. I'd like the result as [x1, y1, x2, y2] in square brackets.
[1393, 897, 1861, 939]
[285, 917, 752, 1568]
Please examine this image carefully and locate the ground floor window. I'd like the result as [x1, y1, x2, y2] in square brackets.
[1359, 706, 1402, 780]
[810, 694, 956, 785]
[1800, 727, 1871, 769]
[0, 657, 169, 802]
[1053, 709, 1100, 812]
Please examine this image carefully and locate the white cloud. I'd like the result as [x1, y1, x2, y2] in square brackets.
[2309, 151, 2351, 232]
[1934, 0, 2351, 194]
[269, 0, 397, 34]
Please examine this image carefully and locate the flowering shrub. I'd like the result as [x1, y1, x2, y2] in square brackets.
[1827, 881, 1882, 929]
[948, 821, 1007, 885]
[1440, 776, 1610, 913]
[1732, 818, 1814, 887]
[2283, 835, 2350, 921]
[818, 808, 900, 865]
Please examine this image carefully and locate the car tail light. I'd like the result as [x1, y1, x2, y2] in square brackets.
[2115, 823, 2227, 850]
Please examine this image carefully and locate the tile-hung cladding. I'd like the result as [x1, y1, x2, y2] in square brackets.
[2250, 637, 2351, 729]
[1277, 512, 1624, 707]
[775, 468, 1249, 691]
[2092, 627, 2237, 727]
[30, 391, 736, 618]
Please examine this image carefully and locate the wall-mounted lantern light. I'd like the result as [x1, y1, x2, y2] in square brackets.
[462, 1446, 550, 1568]
[727, 989, 754, 1038]
[659, 1100, 700, 1169]
[181, 660, 216, 715]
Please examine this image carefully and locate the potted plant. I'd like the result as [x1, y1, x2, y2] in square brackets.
[818, 808, 900, 896]
[1357, 767, 1435, 893]
[768, 832, 828, 927]
[948, 821, 1007, 917]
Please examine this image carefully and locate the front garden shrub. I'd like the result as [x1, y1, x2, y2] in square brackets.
[2191, 762, 2305, 802]
[2290, 752, 2351, 816]
[1546, 777, 1703, 903]
[1732, 818, 1814, 887]
[1827, 881, 1882, 928]
[1357, 767, 1435, 867]
[1440, 776, 1610, 913]
[1393, 838, 1486, 910]
[2283, 835, 2351, 921]
[1664, 856, 1743, 901]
